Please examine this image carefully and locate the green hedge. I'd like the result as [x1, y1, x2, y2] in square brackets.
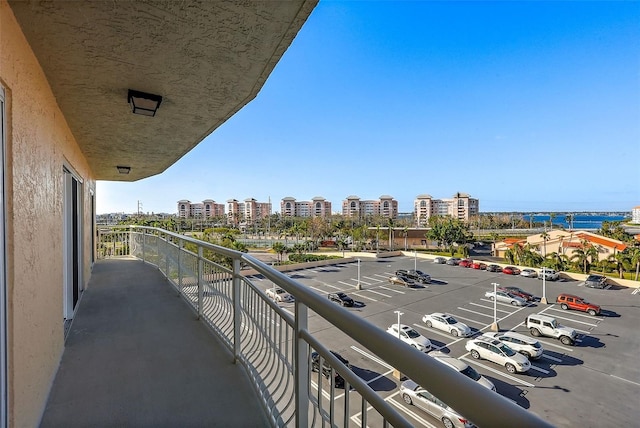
[288, 254, 341, 263]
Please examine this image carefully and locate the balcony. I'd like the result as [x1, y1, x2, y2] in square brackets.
[42, 226, 550, 427]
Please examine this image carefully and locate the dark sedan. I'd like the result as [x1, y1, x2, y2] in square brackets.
[328, 292, 354, 307]
[486, 264, 502, 272]
[499, 286, 535, 302]
[584, 274, 607, 289]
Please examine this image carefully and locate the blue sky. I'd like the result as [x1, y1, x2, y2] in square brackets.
[97, 1, 640, 215]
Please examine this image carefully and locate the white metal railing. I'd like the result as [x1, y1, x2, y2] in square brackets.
[97, 226, 552, 427]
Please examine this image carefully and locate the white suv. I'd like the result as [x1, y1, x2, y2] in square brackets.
[265, 287, 294, 303]
[483, 331, 543, 359]
[465, 336, 531, 373]
[387, 324, 432, 352]
[525, 314, 578, 345]
[538, 268, 559, 281]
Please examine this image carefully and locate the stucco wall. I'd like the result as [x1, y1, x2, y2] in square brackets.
[1, 1, 95, 426]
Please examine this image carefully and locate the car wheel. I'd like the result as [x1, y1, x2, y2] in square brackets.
[505, 363, 516, 374]
[588, 309, 597, 316]
[442, 417, 454, 428]
[451, 329, 458, 337]
[402, 394, 412, 405]
[489, 296, 495, 301]
[470, 349, 480, 359]
[561, 303, 568, 310]
[560, 335, 574, 345]
[530, 328, 541, 337]
[520, 351, 531, 359]
[510, 300, 518, 306]
[425, 320, 432, 328]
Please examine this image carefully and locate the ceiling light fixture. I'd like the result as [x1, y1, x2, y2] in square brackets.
[128, 89, 162, 117]
[116, 166, 131, 174]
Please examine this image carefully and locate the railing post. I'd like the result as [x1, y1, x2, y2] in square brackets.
[141, 227, 145, 261]
[294, 301, 309, 428]
[197, 246, 203, 320]
[164, 232, 169, 279]
[232, 257, 242, 363]
[178, 239, 183, 292]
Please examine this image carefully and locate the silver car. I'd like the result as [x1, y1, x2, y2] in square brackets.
[465, 336, 531, 373]
[400, 379, 476, 428]
[431, 353, 496, 391]
[422, 312, 472, 337]
[483, 331, 543, 359]
[484, 290, 526, 306]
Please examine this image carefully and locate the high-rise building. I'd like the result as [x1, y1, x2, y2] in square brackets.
[414, 193, 479, 226]
[341, 195, 398, 219]
[227, 198, 272, 225]
[177, 199, 225, 219]
[280, 196, 331, 218]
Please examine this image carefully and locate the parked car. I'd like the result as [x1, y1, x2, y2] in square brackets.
[311, 350, 350, 388]
[538, 267, 559, 281]
[485, 290, 526, 306]
[502, 266, 521, 275]
[486, 264, 502, 272]
[398, 269, 431, 284]
[525, 313, 578, 345]
[388, 275, 416, 287]
[458, 259, 473, 268]
[471, 262, 487, 270]
[446, 257, 461, 266]
[422, 312, 472, 337]
[584, 274, 608, 289]
[520, 269, 538, 278]
[482, 331, 543, 359]
[399, 379, 476, 428]
[465, 336, 531, 373]
[387, 324, 432, 352]
[328, 292, 354, 307]
[266, 287, 294, 303]
[433, 256, 447, 264]
[556, 293, 600, 316]
[498, 286, 535, 302]
[431, 352, 496, 391]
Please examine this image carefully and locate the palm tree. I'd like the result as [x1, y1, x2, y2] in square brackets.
[570, 240, 598, 273]
[271, 242, 287, 263]
[388, 218, 394, 251]
[403, 226, 408, 251]
[549, 213, 557, 230]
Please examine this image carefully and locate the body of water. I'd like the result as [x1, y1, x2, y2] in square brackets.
[522, 214, 628, 230]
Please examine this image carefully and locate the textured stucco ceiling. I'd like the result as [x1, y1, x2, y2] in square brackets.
[9, 0, 317, 181]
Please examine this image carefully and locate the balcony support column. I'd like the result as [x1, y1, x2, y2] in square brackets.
[197, 246, 203, 320]
[232, 257, 241, 363]
[294, 302, 309, 428]
[178, 239, 183, 295]
[141, 228, 145, 261]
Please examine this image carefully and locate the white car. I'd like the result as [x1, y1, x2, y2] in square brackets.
[465, 336, 531, 373]
[433, 256, 447, 264]
[431, 352, 496, 391]
[538, 268, 559, 281]
[482, 331, 543, 359]
[484, 290, 526, 306]
[422, 313, 472, 337]
[520, 269, 538, 278]
[387, 324, 432, 352]
[265, 287, 294, 303]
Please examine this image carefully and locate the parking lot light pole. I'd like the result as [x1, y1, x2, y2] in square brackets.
[414, 250, 417, 271]
[393, 310, 404, 380]
[541, 236, 549, 304]
[357, 258, 362, 290]
[490, 282, 500, 331]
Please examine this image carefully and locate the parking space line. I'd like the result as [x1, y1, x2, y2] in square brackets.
[340, 279, 373, 287]
[352, 292, 377, 302]
[541, 353, 563, 363]
[469, 301, 511, 314]
[632, 288, 640, 295]
[528, 365, 549, 374]
[379, 285, 406, 294]
[543, 313, 598, 327]
[412, 323, 455, 341]
[480, 298, 529, 308]
[350, 346, 394, 370]
[367, 289, 393, 298]
[363, 276, 385, 283]
[532, 338, 574, 352]
[446, 313, 485, 326]
[457, 307, 496, 318]
[610, 374, 640, 387]
[388, 397, 439, 428]
[545, 307, 604, 321]
[314, 281, 342, 290]
[460, 357, 535, 387]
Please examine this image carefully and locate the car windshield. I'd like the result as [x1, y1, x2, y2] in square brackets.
[406, 329, 421, 338]
[337, 293, 346, 298]
[497, 343, 516, 356]
[445, 317, 457, 325]
[276, 289, 286, 294]
[460, 365, 481, 381]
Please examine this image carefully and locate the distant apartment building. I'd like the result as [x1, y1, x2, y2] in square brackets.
[177, 199, 225, 219]
[414, 192, 479, 226]
[341, 195, 398, 219]
[226, 198, 272, 225]
[280, 196, 332, 218]
[633, 206, 640, 224]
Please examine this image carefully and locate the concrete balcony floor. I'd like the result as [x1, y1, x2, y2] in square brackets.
[41, 258, 269, 428]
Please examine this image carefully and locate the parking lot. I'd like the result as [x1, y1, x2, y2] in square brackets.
[248, 256, 640, 427]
